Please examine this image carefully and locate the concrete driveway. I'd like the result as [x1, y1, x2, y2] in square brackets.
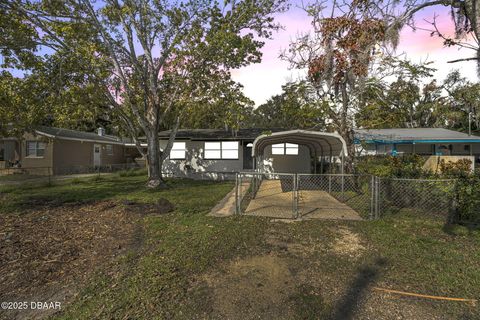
[245, 179, 362, 220]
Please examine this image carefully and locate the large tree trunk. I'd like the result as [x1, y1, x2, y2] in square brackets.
[144, 118, 180, 189]
[145, 128, 167, 189]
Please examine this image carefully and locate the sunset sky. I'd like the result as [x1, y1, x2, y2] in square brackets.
[232, 2, 479, 106]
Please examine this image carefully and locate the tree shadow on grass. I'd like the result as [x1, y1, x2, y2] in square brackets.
[331, 257, 388, 320]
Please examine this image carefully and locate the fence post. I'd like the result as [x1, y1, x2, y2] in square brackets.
[375, 176, 380, 219]
[293, 174, 298, 219]
[370, 175, 374, 220]
[328, 175, 332, 194]
[235, 173, 239, 215]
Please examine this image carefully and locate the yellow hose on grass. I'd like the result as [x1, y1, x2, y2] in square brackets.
[373, 287, 477, 306]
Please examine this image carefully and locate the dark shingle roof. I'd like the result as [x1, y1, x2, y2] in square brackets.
[36, 126, 122, 144]
[157, 128, 287, 140]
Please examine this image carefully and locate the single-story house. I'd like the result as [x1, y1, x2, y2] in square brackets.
[158, 127, 480, 176]
[0, 126, 140, 174]
[356, 128, 480, 159]
[158, 128, 348, 177]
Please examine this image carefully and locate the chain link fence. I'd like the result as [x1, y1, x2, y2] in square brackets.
[297, 174, 373, 220]
[374, 177, 456, 219]
[236, 172, 459, 221]
[0, 163, 144, 185]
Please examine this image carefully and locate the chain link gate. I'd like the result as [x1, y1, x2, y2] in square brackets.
[236, 172, 298, 219]
[235, 172, 374, 220]
[235, 173, 457, 220]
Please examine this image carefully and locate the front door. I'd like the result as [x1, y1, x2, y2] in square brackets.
[93, 144, 101, 166]
[243, 142, 253, 170]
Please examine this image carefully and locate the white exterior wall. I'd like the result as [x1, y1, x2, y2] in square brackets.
[160, 140, 245, 177]
[259, 144, 311, 174]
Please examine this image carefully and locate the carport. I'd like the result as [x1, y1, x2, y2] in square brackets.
[251, 130, 348, 174]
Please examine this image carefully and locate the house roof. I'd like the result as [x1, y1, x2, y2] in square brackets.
[157, 128, 287, 140]
[35, 126, 124, 144]
[355, 128, 480, 143]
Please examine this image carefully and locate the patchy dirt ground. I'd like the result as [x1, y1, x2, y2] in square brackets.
[0, 200, 150, 320]
[192, 224, 461, 320]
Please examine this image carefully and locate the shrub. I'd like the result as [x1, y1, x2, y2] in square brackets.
[356, 155, 427, 178]
[439, 159, 472, 178]
[454, 174, 480, 225]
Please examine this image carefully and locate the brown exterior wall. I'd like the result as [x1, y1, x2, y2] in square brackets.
[99, 143, 126, 165]
[52, 139, 128, 174]
[52, 139, 95, 173]
[20, 133, 54, 171]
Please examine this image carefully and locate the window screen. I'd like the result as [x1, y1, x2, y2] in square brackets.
[204, 142, 221, 159]
[26, 141, 46, 157]
[271, 143, 285, 155]
[204, 141, 238, 159]
[221, 141, 238, 159]
[271, 143, 298, 155]
[170, 142, 186, 159]
[106, 144, 114, 155]
[285, 143, 298, 155]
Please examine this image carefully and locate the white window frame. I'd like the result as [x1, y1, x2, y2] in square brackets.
[169, 142, 186, 160]
[285, 143, 299, 155]
[204, 141, 239, 159]
[271, 143, 285, 155]
[270, 143, 298, 155]
[221, 141, 239, 159]
[26, 141, 46, 158]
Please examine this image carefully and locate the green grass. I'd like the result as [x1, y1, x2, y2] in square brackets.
[354, 212, 480, 299]
[0, 174, 233, 214]
[1, 174, 479, 319]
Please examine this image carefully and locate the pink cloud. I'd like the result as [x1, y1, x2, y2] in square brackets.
[233, 3, 478, 106]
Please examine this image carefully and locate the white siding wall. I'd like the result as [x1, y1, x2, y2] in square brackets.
[160, 140, 245, 177]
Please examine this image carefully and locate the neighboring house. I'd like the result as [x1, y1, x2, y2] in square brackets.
[158, 127, 480, 176]
[0, 126, 140, 174]
[356, 128, 480, 158]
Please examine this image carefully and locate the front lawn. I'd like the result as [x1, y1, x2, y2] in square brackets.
[0, 173, 478, 319]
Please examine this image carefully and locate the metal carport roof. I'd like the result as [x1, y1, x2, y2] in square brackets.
[252, 130, 348, 157]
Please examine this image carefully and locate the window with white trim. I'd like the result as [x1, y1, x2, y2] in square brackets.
[270, 143, 298, 155]
[204, 141, 239, 159]
[26, 141, 46, 157]
[285, 143, 298, 155]
[271, 143, 285, 155]
[170, 142, 186, 159]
